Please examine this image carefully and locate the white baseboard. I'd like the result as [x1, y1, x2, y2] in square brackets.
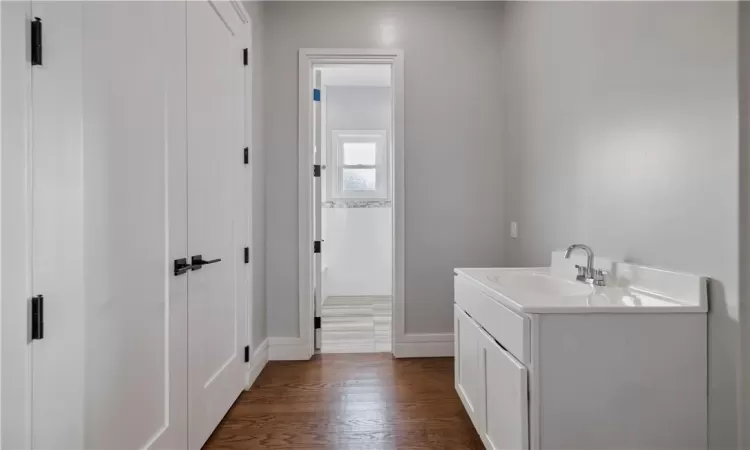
[264, 334, 454, 359]
[245, 338, 269, 389]
[393, 333, 454, 358]
[268, 337, 312, 361]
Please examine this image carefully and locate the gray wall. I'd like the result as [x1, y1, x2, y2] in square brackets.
[263, 1, 506, 337]
[243, 1, 267, 350]
[326, 86, 391, 142]
[740, 2, 750, 448]
[499, 2, 739, 448]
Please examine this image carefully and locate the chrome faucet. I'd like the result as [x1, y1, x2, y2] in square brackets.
[564, 244, 606, 286]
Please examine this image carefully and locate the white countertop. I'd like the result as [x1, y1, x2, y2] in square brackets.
[455, 261, 708, 314]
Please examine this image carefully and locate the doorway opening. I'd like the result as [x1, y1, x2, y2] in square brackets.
[314, 64, 393, 353]
[298, 49, 404, 358]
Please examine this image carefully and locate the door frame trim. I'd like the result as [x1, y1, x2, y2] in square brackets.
[297, 48, 405, 358]
[1, 1, 34, 447]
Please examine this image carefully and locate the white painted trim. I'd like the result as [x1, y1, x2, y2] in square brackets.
[1, 2, 33, 447]
[241, 0, 254, 375]
[0, 3, 4, 445]
[268, 337, 312, 361]
[529, 313, 541, 450]
[320, 82, 328, 202]
[298, 48, 405, 360]
[399, 332, 453, 343]
[246, 338, 268, 389]
[298, 50, 315, 360]
[229, 0, 248, 24]
[392, 51, 406, 353]
[268, 336, 304, 346]
[393, 333, 454, 358]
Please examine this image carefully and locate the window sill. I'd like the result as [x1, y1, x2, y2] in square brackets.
[323, 200, 392, 209]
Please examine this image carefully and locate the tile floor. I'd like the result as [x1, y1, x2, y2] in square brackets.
[321, 296, 392, 353]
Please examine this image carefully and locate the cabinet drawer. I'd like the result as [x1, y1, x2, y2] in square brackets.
[455, 274, 529, 364]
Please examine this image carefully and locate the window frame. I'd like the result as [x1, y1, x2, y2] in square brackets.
[329, 129, 389, 200]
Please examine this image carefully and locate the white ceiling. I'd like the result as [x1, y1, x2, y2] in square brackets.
[318, 65, 392, 87]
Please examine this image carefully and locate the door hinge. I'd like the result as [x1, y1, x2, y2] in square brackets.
[244, 345, 250, 362]
[244, 147, 249, 165]
[31, 295, 44, 340]
[243, 48, 248, 66]
[313, 164, 321, 177]
[244, 247, 249, 264]
[314, 317, 321, 330]
[31, 17, 42, 66]
[314, 240, 321, 254]
[313, 89, 321, 102]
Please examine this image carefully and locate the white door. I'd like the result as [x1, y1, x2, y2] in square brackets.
[478, 327, 529, 450]
[186, 2, 247, 448]
[31, 2, 189, 449]
[28, 1, 249, 448]
[454, 305, 482, 430]
[30, 3, 85, 448]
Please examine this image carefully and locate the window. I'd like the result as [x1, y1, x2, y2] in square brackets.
[330, 130, 388, 199]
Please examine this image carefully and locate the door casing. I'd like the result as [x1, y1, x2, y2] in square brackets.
[1, 2, 34, 448]
[297, 49, 405, 359]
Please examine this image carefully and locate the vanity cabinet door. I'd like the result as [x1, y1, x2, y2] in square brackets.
[478, 327, 529, 450]
[454, 304, 482, 429]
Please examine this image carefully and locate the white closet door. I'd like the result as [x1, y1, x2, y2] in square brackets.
[31, 2, 190, 449]
[81, 3, 190, 449]
[186, 2, 247, 448]
[30, 3, 85, 448]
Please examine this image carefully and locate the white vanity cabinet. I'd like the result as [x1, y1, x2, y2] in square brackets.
[455, 304, 529, 450]
[454, 255, 708, 450]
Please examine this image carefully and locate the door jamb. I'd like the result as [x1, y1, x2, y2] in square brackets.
[233, 0, 255, 386]
[1, 2, 34, 447]
[298, 48, 405, 359]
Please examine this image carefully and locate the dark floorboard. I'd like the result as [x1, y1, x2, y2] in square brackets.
[205, 353, 483, 449]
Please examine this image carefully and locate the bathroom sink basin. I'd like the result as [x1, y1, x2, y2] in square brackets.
[487, 271, 594, 297]
[455, 250, 707, 313]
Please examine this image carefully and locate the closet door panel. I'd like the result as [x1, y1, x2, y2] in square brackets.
[25, 2, 190, 448]
[30, 3, 85, 448]
[80, 2, 189, 449]
[186, 2, 247, 448]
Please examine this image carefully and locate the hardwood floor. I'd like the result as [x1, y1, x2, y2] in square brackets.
[204, 354, 483, 449]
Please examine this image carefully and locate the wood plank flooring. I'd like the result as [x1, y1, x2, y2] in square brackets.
[204, 354, 483, 449]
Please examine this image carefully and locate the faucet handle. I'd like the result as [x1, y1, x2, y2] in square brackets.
[593, 269, 608, 287]
[574, 264, 588, 283]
